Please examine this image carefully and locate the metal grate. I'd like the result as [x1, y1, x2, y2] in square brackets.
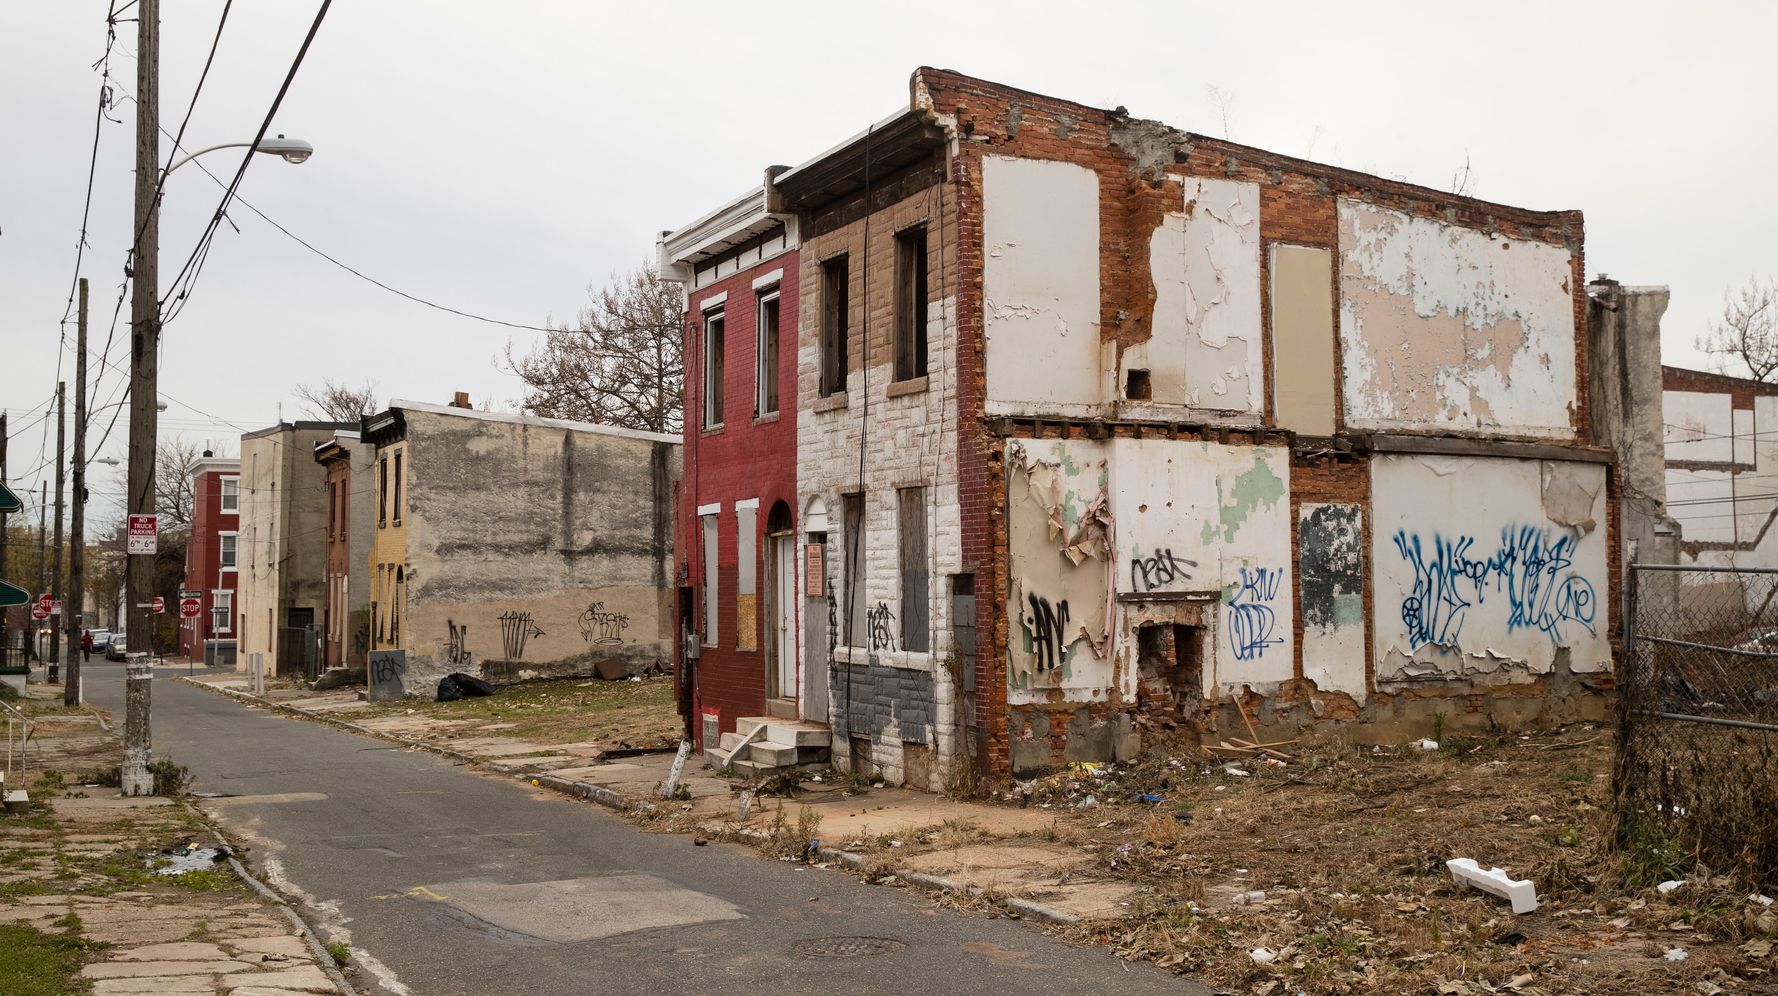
[793, 936, 906, 959]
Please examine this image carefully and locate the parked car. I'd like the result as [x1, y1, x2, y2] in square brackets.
[104, 639, 128, 662]
[86, 629, 114, 654]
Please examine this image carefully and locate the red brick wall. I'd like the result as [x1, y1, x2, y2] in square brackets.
[181, 470, 239, 656]
[675, 251, 801, 745]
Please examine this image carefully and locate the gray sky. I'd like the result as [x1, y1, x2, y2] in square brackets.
[4, 1, 1774, 529]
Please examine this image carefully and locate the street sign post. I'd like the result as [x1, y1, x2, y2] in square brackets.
[127, 514, 158, 555]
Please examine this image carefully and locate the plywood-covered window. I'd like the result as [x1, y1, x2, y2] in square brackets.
[841, 493, 865, 647]
[894, 226, 929, 382]
[898, 487, 929, 652]
[1270, 244, 1337, 435]
[700, 512, 719, 646]
[820, 256, 849, 397]
[735, 501, 758, 651]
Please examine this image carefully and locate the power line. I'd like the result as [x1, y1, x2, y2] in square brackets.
[160, 0, 332, 325]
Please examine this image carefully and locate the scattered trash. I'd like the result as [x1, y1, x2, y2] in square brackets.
[1752, 894, 1775, 907]
[1527, 815, 1542, 824]
[1172, 809, 1192, 823]
[1493, 930, 1527, 946]
[1656, 880, 1686, 894]
[1223, 766, 1250, 778]
[1446, 857, 1539, 914]
[693, 837, 707, 846]
[153, 844, 231, 875]
[1134, 793, 1163, 804]
[1415, 739, 1440, 751]
[1664, 947, 1688, 962]
[1076, 795, 1099, 809]
[1232, 890, 1266, 906]
[1249, 947, 1277, 965]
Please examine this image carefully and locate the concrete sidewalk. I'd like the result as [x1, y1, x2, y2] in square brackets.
[0, 687, 351, 995]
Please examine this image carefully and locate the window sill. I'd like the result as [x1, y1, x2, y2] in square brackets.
[886, 376, 929, 399]
[812, 394, 847, 414]
[753, 411, 781, 427]
[701, 424, 726, 438]
[834, 645, 934, 672]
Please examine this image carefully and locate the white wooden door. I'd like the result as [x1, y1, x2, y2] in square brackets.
[774, 537, 796, 706]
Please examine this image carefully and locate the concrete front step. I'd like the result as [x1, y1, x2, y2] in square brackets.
[748, 741, 798, 767]
[736, 717, 831, 748]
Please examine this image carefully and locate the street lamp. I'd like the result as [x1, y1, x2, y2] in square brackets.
[166, 134, 315, 176]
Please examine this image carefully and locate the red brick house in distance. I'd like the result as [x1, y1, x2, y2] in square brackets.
[660, 178, 823, 763]
[180, 451, 240, 664]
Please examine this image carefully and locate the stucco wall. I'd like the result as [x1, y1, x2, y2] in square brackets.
[389, 407, 679, 694]
[1370, 453, 1611, 685]
[1339, 200, 1578, 439]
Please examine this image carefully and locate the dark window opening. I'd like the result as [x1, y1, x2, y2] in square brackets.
[820, 255, 849, 397]
[1135, 623, 1204, 727]
[894, 226, 929, 382]
[1125, 368, 1152, 401]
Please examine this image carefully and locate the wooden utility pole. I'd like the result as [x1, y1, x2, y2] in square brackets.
[122, 0, 159, 797]
[49, 382, 65, 682]
[1, 411, 8, 648]
[66, 280, 88, 705]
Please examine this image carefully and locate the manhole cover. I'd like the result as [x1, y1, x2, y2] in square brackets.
[794, 936, 906, 959]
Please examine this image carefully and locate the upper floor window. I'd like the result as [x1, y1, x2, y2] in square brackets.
[703, 311, 726, 429]
[378, 457, 388, 527]
[327, 481, 338, 539]
[393, 451, 404, 526]
[219, 532, 238, 570]
[756, 292, 780, 417]
[220, 476, 240, 513]
[820, 256, 849, 397]
[894, 226, 929, 382]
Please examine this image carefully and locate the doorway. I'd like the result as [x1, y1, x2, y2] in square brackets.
[764, 501, 797, 715]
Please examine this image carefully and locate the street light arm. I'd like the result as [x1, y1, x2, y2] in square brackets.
[166, 142, 254, 176]
[166, 136, 313, 176]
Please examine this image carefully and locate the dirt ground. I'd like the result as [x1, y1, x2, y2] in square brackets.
[331, 674, 681, 748]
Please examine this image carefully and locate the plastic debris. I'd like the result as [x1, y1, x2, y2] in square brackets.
[1656, 880, 1685, 894]
[1076, 795, 1099, 809]
[1415, 739, 1440, 751]
[1233, 890, 1267, 906]
[1446, 857, 1539, 914]
[153, 844, 230, 875]
[1752, 894, 1775, 906]
[1134, 793, 1163, 804]
[1664, 947, 1688, 961]
[1249, 947, 1277, 965]
[1223, 766, 1251, 778]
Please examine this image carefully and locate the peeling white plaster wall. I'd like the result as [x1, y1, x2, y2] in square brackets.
[982, 156, 1104, 416]
[1667, 393, 1778, 614]
[1122, 178, 1263, 415]
[1110, 440, 1293, 693]
[1665, 468, 1737, 544]
[1662, 390, 1736, 465]
[1338, 200, 1577, 438]
[1371, 454, 1610, 684]
[1005, 438, 1114, 705]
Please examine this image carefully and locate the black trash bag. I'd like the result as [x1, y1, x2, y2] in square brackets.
[439, 672, 495, 700]
[436, 674, 465, 702]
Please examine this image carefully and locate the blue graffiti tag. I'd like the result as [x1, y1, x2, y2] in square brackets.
[1226, 566, 1284, 661]
[1393, 525, 1597, 650]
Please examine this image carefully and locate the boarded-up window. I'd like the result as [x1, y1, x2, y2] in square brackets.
[899, 488, 929, 652]
[894, 226, 929, 382]
[842, 493, 864, 647]
[703, 313, 725, 428]
[756, 293, 780, 417]
[821, 256, 849, 397]
[736, 502, 758, 651]
[701, 513, 719, 645]
[1270, 244, 1336, 435]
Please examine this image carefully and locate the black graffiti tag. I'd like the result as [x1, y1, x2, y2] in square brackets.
[1026, 593, 1071, 672]
[1130, 547, 1197, 592]
[867, 602, 898, 652]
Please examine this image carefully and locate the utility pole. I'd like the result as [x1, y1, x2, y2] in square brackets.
[36, 481, 47, 657]
[122, 0, 159, 797]
[66, 280, 89, 706]
[49, 382, 65, 683]
[1, 412, 8, 650]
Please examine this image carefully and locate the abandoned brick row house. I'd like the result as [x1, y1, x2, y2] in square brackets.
[664, 68, 1618, 788]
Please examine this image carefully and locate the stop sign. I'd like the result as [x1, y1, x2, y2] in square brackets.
[180, 597, 201, 619]
[30, 603, 48, 621]
[151, 596, 165, 615]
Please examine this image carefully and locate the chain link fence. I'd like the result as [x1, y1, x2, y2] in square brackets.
[1615, 564, 1778, 887]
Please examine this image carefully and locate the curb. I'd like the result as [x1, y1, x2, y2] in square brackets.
[180, 677, 1084, 929]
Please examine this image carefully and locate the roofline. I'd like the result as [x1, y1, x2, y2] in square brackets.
[378, 399, 682, 445]
[241, 419, 359, 440]
[191, 457, 240, 476]
[1663, 364, 1778, 396]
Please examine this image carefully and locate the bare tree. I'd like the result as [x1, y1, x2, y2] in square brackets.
[154, 438, 203, 528]
[503, 263, 683, 435]
[1698, 276, 1778, 382]
[295, 378, 379, 421]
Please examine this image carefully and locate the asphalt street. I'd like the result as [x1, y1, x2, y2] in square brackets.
[79, 663, 1203, 996]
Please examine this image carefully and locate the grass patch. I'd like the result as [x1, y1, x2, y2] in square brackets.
[165, 867, 237, 892]
[325, 940, 351, 966]
[0, 923, 95, 996]
[0, 881, 51, 900]
[353, 675, 679, 746]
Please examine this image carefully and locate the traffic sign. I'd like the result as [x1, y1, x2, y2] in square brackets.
[179, 589, 202, 600]
[0, 579, 27, 608]
[37, 593, 52, 611]
[128, 514, 158, 555]
[151, 596, 165, 615]
[180, 597, 202, 619]
[30, 604, 49, 621]
[0, 483, 19, 514]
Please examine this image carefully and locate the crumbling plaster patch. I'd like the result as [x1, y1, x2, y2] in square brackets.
[1006, 439, 1114, 705]
[1298, 503, 1367, 700]
[1123, 177, 1263, 414]
[1338, 199, 1577, 438]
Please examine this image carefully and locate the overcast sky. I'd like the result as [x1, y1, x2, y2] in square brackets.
[4, 1, 1774, 528]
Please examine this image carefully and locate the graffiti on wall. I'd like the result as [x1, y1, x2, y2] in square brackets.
[577, 601, 630, 646]
[1226, 566, 1283, 662]
[444, 619, 472, 668]
[1392, 526, 1597, 650]
[1024, 592, 1072, 672]
[826, 578, 839, 669]
[498, 611, 544, 659]
[1298, 503, 1367, 699]
[1129, 547, 1196, 593]
[867, 602, 897, 653]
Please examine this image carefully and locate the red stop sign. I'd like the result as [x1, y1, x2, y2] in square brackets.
[30, 603, 48, 621]
[180, 597, 202, 619]
[151, 596, 165, 615]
